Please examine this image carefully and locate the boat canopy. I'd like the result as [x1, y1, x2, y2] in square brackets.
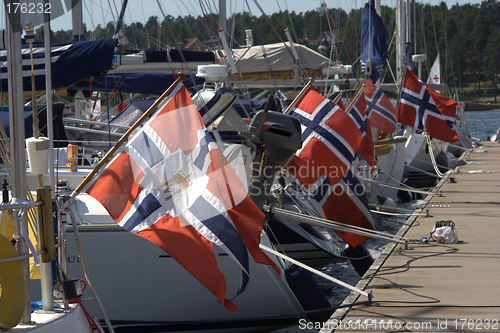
[0, 37, 116, 92]
[69, 73, 205, 96]
[220, 42, 331, 73]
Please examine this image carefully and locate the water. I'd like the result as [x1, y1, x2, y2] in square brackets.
[464, 110, 500, 141]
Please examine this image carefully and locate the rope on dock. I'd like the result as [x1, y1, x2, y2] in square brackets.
[264, 205, 409, 245]
[363, 177, 441, 197]
[260, 243, 371, 298]
[370, 209, 429, 217]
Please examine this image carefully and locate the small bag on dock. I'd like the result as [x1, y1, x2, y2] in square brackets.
[431, 220, 458, 244]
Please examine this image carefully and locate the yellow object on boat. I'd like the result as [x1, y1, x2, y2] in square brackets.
[0, 233, 25, 329]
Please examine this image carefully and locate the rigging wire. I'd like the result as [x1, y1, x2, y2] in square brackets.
[174, 2, 202, 51]
[229, 0, 238, 49]
[108, 0, 120, 24]
[235, 0, 279, 93]
[176, 0, 213, 49]
[283, 0, 299, 44]
[82, 0, 97, 38]
[199, 0, 217, 51]
[443, 4, 459, 96]
[140, 1, 151, 48]
[127, 4, 139, 48]
[323, 1, 359, 83]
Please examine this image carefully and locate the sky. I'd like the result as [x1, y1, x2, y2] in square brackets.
[1, 0, 485, 33]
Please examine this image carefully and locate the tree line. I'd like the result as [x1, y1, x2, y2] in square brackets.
[36, 0, 500, 98]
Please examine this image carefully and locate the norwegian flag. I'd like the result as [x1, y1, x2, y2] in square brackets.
[85, 84, 279, 311]
[364, 80, 397, 134]
[398, 68, 459, 143]
[346, 88, 376, 169]
[287, 88, 374, 248]
[287, 88, 362, 187]
[336, 96, 344, 110]
[319, 161, 375, 248]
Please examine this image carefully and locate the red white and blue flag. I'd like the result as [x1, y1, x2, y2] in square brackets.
[320, 161, 374, 248]
[364, 79, 397, 135]
[346, 88, 376, 169]
[398, 68, 459, 143]
[287, 88, 362, 187]
[287, 88, 373, 247]
[84, 84, 279, 312]
[336, 95, 344, 110]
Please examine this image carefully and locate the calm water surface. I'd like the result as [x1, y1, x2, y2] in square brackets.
[464, 110, 500, 141]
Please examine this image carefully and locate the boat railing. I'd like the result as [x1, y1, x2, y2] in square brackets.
[0, 200, 43, 265]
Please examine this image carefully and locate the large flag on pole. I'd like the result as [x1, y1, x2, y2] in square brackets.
[398, 68, 459, 143]
[84, 84, 279, 311]
[364, 79, 397, 134]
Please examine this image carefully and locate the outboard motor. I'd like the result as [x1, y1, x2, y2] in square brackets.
[246, 99, 302, 207]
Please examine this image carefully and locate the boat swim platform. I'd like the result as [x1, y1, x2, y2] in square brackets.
[320, 140, 500, 332]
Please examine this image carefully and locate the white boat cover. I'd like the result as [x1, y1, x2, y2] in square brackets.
[221, 42, 331, 73]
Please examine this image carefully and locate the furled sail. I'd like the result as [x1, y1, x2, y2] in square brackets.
[361, 0, 389, 83]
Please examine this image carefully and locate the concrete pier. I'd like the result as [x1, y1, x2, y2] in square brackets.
[320, 140, 500, 332]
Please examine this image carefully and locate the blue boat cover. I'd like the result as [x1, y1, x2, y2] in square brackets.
[361, 0, 389, 83]
[69, 73, 205, 96]
[0, 38, 116, 92]
[0, 105, 38, 138]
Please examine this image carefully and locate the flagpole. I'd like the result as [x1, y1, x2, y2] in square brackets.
[283, 77, 314, 114]
[65, 73, 186, 207]
[350, 75, 366, 105]
[395, 63, 407, 115]
[330, 90, 343, 104]
[345, 76, 366, 111]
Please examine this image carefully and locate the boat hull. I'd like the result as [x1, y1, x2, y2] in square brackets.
[61, 195, 306, 332]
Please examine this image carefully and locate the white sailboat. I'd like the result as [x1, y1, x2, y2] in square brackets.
[387, 0, 467, 186]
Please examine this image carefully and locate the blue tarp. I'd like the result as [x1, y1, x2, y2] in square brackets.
[0, 105, 39, 138]
[0, 38, 116, 92]
[69, 73, 205, 96]
[361, 0, 389, 83]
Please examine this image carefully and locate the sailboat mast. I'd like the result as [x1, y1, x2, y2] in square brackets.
[7, 7, 30, 324]
[375, 0, 381, 16]
[406, 0, 411, 48]
[71, 0, 84, 41]
[396, 0, 405, 82]
[219, 0, 227, 31]
[41, 0, 55, 311]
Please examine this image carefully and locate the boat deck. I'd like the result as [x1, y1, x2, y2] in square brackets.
[320, 140, 500, 332]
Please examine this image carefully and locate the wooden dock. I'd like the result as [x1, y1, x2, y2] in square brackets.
[320, 140, 500, 332]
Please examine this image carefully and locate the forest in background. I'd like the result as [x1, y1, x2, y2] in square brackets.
[35, 0, 500, 100]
